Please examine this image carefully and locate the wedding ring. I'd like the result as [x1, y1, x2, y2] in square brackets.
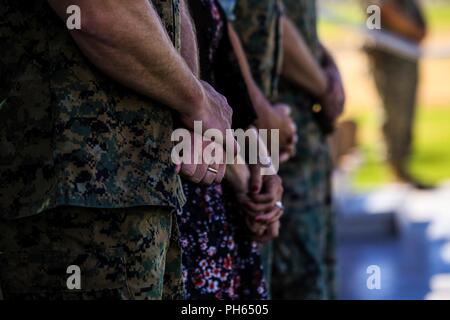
[275, 201, 284, 210]
[260, 156, 272, 168]
[207, 167, 218, 174]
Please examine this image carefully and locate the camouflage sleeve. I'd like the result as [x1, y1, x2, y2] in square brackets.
[217, 0, 237, 21]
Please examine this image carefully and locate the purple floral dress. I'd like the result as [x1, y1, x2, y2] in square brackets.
[177, 0, 267, 300]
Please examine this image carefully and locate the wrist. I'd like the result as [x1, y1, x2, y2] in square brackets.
[226, 163, 250, 193]
[179, 79, 207, 119]
[255, 101, 278, 130]
[317, 69, 332, 100]
[317, 72, 329, 98]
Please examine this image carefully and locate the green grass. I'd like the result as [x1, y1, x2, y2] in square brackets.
[318, 2, 364, 40]
[317, 1, 450, 189]
[426, 4, 450, 30]
[352, 107, 450, 189]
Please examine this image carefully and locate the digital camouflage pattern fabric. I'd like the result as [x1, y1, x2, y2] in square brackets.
[0, 0, 185, 220]
[221, 0, 283, 101]
[0, 206, 183, 300]
[272, 0, 336, 300]
[0, 0, 185, 300]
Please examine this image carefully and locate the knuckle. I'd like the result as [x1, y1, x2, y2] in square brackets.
[183, 166, 196, 177]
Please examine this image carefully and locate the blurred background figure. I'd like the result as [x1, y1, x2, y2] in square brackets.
[318, 0, 450, 300]
[362, 0, 430, 189]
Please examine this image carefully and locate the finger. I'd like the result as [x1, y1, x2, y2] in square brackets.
[246, 217, 267, 236]
[274, 103, 291, 116]
[285, 134, 293, 145]
[270, 221, 281, 238]
[266, 209, 284, 224]
[225, 130, 240, 159]
[251, 175, 282, 202]
[250, 223, 267, 237]
[263, 175, 283, 197]
[267, 210, 284, 224]
[249, 165, 263, 194]
[280, 152, 290, 163]
[214, 164, 226, 184]
[257, 221, 281, 242]
[202, 164, 219, 185]
[192, 163, 208, 184]
[289, 122, 297, 134]
[250, 192, 276, 204]
[284, 144, 296, 157]
[180, 163, 197, 178]
[243, 199, 277, 214]
[253, 230, 272, 243]
[283, 122, 296, 140]
[255, 207, 283, 223]
[244, 209, 264, 218]
[242, 202, 268, 217]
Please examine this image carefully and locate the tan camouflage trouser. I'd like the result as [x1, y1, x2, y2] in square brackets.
[0, 206, 183, 300]
[367, 49, 419, 174]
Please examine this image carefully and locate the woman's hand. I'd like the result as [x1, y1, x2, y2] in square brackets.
[241, 165, 284, 242]
[225, 127, 285, 242]
[255, 101, 298, 162]
[250, 220, 281, 243]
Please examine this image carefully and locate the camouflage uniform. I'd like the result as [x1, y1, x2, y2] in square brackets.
[272, 0, 336, 300]
[0, 0, 184, 299]
[222, 0, 283, 102]
[0, 206, 183, 300]
[363, 0, 426, 176]
[218, 0, 284, 295]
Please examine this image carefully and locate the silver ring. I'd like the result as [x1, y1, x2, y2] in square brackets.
[260, 157, 272, 168]
[207, 167, 218, 174]
[275, 201, 284, 210]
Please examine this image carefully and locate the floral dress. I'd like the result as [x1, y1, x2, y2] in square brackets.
[177, 0, 267, 300]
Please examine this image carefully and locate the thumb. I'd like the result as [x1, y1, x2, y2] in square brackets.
[249, 165, 263, 194]
[279, 152, 290, 164]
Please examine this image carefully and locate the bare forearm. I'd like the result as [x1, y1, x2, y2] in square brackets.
[281, 17, 327, 97]
[181, 0, 200, 76]
[226, 23, 273, 122]
[48, 0, 203, 116]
